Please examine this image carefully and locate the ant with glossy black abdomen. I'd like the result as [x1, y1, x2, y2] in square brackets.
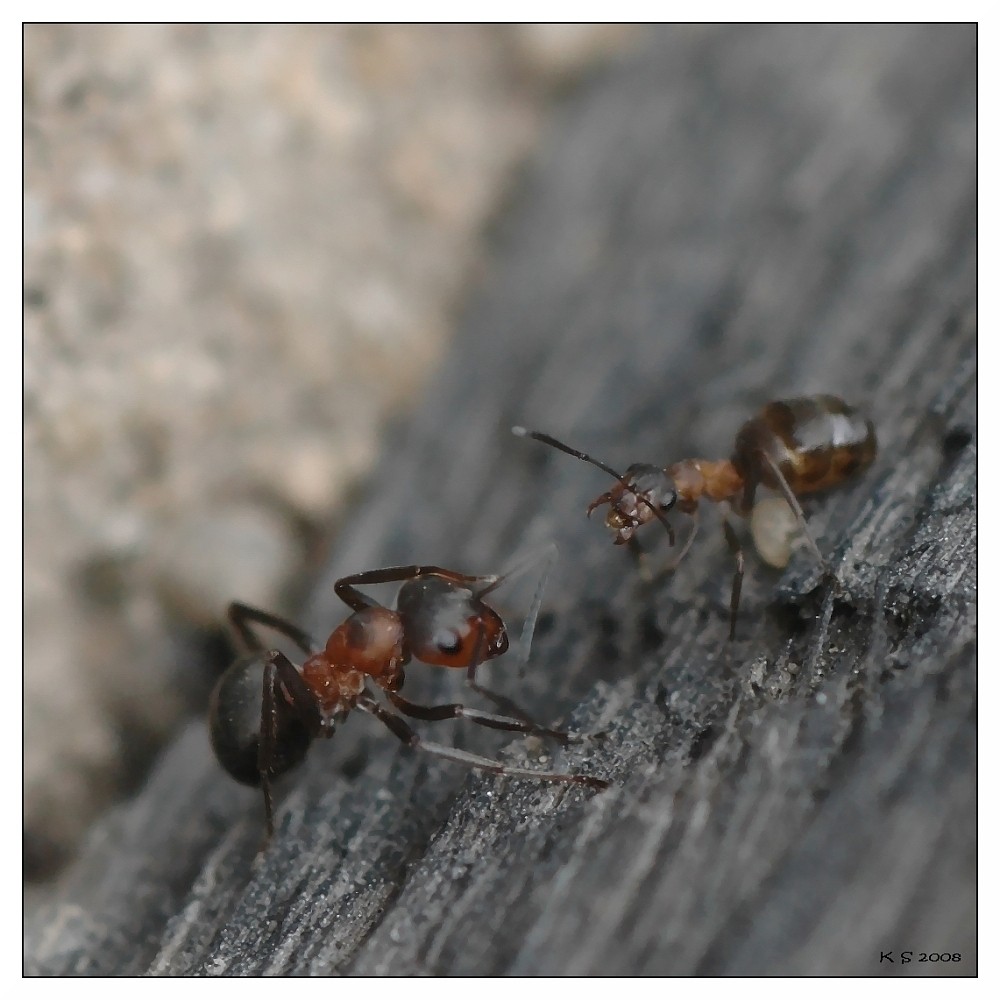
[514, 395, 877, 639]
[209, 548, 609, 837]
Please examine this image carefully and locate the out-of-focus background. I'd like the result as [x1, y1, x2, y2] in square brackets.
[23, 26, 975, 974]
[23, 24, 636, 879]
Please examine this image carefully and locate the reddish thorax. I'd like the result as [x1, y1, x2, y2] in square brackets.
[669, 459, 744, 511]
[301, 606, 408, 713]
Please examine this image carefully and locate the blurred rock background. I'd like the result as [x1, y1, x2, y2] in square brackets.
[23, 23, 635, 879]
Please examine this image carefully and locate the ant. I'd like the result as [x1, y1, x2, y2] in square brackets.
[209, 551, 609, 837]
[514, 394, 877, 639]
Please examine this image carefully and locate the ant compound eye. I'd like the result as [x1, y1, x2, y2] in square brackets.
[434, 628, 463, 655]
[660, 492, 677, 511]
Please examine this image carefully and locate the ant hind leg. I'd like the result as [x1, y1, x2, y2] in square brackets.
[256, 650, 322, 841]
[229, 602, 317, 657]
[756, 451, 831, 572]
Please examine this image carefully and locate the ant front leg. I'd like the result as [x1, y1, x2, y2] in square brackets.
[464, 614, 587, 744]
[662, 509, 700, 574]
[334, 565, 497, 613]
[460, 629, 600, 744]
[627, 536, 654, 583]
[464, 545, 589, 741]
[644, 510, 701, 586]
[229, 602, 317, 657]
[722, 515, 745, 642]
[465, 624, 541, 727]
[357, 695, 609, 789]
[385, 690, 580, 746]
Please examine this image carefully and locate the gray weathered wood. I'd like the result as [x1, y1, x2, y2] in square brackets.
[25, 24, 975, 976]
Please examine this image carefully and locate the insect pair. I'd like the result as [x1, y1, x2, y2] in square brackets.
[210, 394, 876, 833]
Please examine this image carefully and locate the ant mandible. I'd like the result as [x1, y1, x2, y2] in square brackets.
[209, 553, 608, 837]
[514, 395, 877, 639]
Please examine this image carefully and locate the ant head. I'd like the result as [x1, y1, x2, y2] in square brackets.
[396, 575, 508, 668]
[209, 654, 312, 785]
[587, 464, 678, 544]
[512, 427, 677, 545]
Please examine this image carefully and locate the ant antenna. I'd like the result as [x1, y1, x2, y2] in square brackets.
[473, 541, 558, 599]
[512, 427, 676, 540]
[512, 427, 627, 483]
[473, 542, 559, 675]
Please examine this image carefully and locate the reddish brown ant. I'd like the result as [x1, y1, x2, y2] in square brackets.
[209, 550, 608, 836]
[514, 395, 877, 638]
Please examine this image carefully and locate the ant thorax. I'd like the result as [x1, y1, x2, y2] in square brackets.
[302, 606, 408, 719]
[396, 576, 509, 667]
[587, 463, 678, 544]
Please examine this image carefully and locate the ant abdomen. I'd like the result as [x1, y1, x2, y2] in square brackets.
[209, 655, 312, 786]
[733, 395, 877, 508]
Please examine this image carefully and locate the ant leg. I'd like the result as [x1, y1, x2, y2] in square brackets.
[473, 540, 558, 599]
[265, 649, 322, 731]
[627, 536, 654, 583]
[652, 510, 676, 547]
[465, 625, 540, 727]
[257, 650, 321, 839]
[659, 510, 701, 575]
[334, 565, 498, 613]
[386, 690, 582, 746]
[466, 544, 565, 725]
[463, 613, 588, 740]
[461, 642, 604, 742]
[586, 489, 617, 519]
[638, 513, 700, 588]
[357, 695, 609, 789]
[259, 656, 279, 839]
[756, 451, 830, 571]
[336, 542, 555, 616]
[229, 602, 317, 657]
[609, 498, 675, 546]
[722, 516, 745, 641]
[487, 541, 558, 672]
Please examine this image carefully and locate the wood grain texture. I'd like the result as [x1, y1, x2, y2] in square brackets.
[25, 25, 976, 976]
